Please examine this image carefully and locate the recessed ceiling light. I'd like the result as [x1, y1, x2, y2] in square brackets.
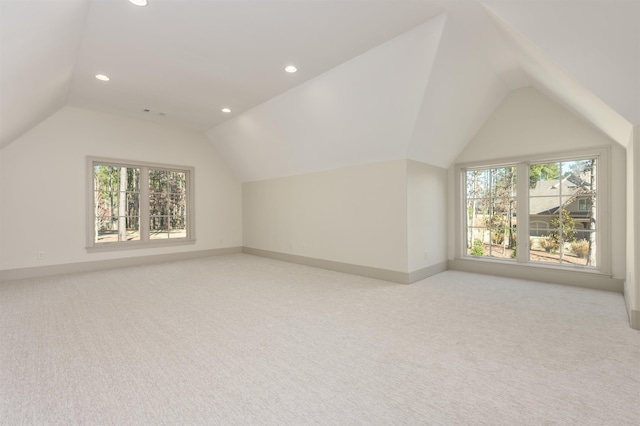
[95, 74, 110, 81]
[285, 65, 297, 73]
[221, 108, 231, 113]
[129, 0, 148, 6]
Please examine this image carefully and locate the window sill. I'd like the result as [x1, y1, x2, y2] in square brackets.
[86, 238, 196, 253]
[450, 257, 621, 293]
[459, 255, 609, 276]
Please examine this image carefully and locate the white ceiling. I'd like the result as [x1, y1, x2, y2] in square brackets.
[484, 0, 640, 125]
[0, 0, 89, 147]
[1, 0, 638, 179]
[67, 0, 443, 131]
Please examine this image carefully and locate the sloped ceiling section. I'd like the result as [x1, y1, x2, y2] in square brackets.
[2, 0, 637, 175]
[207, 14, 447, 182]
[0, 0, 90, 149]
[208, 1, 536, 180]
[66, 0, 443, 134]
[482, 0, 638, 146]
[406, 2, 519, 168]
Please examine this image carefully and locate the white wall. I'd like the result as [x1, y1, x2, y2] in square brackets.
[635, 127, 640, 313]
[243, 160, 408, 273]
[452, 87, 626, 280]
[0, 107, 242, 271]
[407, 160, 448, 272]
[207, 15, 445, 182]
[627, 125, 640, 327]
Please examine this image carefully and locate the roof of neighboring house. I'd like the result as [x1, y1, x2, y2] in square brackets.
[529, 176, 584, 215]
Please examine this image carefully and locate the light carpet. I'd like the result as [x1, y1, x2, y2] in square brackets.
[1, 254, 638, 425]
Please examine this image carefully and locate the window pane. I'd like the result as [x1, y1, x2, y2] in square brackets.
[529, 157, 597, 268]
[150, 216, 169, 239]
[119, 215, 139, 241]
[169, 193, 186, 218]
[96, 216, 141, 243]
[170, 215, 186, 230]
[126, 192, 139, 206]
[150, 193, 168, 215]
[529, 162, 560, 190]
[149, 215, 187, 239]
[529, 229, 560, 264]
[169, 171, 186, 189]
[467, 228, 489, 257]
[466, 169, 489, 199]
[149, 169, 168, 192]
[568, 232, 595, 267]
[464, 166, 517, 261]
[487, 224, 515, 259]
[563, 159, 596, 189]
[490, 167, 517, 197]
[530, 195, 559, 217]
[93, 165, 140, 244]
[95, 217, 118, 243]
[124, 215, 140, 241]
[148, 169, 189, 240]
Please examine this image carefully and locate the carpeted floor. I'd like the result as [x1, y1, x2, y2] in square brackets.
[1, 254, 638, 425]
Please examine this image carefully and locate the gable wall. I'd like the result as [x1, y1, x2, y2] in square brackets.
[0, 107, 242, 273]
[451, 87, 626, 281]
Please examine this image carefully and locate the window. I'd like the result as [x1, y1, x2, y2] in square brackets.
[528, 159, 597, 267]
[459, 148, 608, 273]
[87, 158, 194, 250]
[465, 166, 517, 260]
[578, 198, 593, 211]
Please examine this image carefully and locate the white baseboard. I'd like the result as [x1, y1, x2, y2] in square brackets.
[409, 262, 449, 282]
[1, 246, 447, 284]
[630, 309, 640, 330]
[623, 287, 640, 330]
[0, 247, 242, 282]
[242, 247, 448, 284]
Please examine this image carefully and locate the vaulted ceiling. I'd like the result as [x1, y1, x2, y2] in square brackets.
[1, 0, 638, 181]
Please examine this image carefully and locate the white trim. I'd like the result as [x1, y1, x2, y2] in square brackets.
[87, 156, 195, 251]
[630, 309, 640, 330]
[0, 247, 242, 282]
[455, 146, 611, 275]
[242, 247, 448, 284]
[86, 238, 196, 253]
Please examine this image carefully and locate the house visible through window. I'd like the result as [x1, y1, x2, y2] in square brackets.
[461, 150, 604, 271]
[528, 159, 597, 267]
[88, 158, 194, 250]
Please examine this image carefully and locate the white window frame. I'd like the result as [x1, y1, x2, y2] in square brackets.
[86, 157, 195, 252]
[455, 146, 610, 275]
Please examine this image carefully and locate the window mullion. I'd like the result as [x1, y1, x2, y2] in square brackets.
[140, 167, 150, 242]
[516, 162, 529, 263]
